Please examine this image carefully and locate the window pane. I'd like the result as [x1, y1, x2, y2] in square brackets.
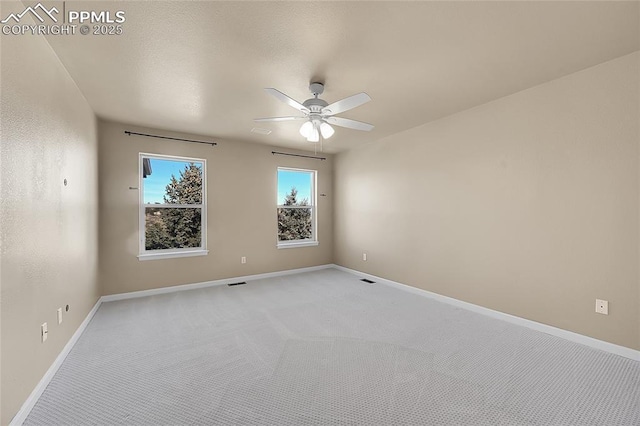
[277, 207, 312, 241]
[145, 207, 202, 250]
[143, 158, 203, 205]
[277, 169, 312, 206]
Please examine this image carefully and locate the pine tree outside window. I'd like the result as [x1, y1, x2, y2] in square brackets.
[277, 167, 318, 248]
[138, 153, 207, 260]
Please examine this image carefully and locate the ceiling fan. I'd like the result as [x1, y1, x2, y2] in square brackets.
[254, 82, 374, 142]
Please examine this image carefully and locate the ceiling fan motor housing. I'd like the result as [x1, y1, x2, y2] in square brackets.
[303, 97, 328, 114]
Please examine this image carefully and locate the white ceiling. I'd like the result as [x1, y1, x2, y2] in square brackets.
[44, 1, 639, 153]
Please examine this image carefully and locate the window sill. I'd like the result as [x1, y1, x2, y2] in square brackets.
[138, 250, 209, 261]
[277, 241, 319, 249]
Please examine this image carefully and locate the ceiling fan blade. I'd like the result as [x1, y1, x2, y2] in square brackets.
[254, 116, 305, 122]
[322, 92, 371, 115]
[326, 116, 374, 131]
[264, 88, 309, 113]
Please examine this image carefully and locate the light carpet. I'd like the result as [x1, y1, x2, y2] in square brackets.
[24, 268, 640, 425]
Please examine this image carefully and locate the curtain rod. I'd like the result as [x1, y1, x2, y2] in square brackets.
[124, 131, 217, 147]
[271, 151, 326, 161]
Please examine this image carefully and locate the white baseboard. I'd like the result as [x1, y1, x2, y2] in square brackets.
[332, 264, 640, 362]
[9, 298, 102, 426]
[101, 264, 334, 302]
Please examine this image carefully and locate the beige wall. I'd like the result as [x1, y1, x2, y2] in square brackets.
[0, 3, 100, 424]
[98, 120, 333, 295]
[335, 52, 640, 350]
[0, 8, 636, 423]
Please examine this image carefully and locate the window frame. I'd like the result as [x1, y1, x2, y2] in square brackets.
[276, 167, 318, 249]
[138, 153, 208, 261]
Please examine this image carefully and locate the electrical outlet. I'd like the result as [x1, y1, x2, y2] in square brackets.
[241, 256, 247, 264]
[595, 299, 609, 315]
[57, 308, 63, 324]
[363, 253, 367, 261]
[41, 323, 48, 342]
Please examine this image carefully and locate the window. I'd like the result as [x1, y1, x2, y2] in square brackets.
[139, 153, 207, 260]
[277, 167, 318, 248]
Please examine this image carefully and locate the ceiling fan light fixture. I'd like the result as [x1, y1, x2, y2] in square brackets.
[299, 120, 313, 138]
[320, 121, 335, 139]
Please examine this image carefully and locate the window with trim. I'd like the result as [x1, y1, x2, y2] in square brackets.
[277, 167, 317, 248]
[139, 153, 207, 260]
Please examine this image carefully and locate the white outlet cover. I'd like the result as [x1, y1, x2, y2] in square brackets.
[595, 299, 609, 315]
[57, 308, 63, 324]
[41, 322, 48, 342]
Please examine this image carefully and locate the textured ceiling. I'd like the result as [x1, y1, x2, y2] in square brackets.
[43, 1, 639, 153]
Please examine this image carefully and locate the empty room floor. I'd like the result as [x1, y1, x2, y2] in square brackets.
[25, 269, 640, 425]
